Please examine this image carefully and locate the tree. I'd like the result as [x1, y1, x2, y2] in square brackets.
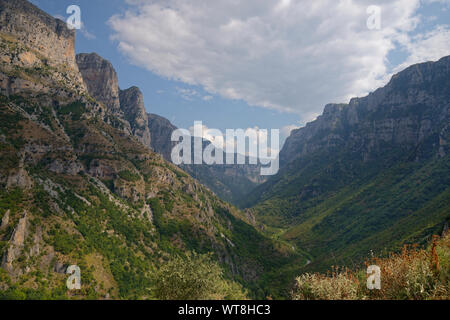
[153, 252, 246, 300]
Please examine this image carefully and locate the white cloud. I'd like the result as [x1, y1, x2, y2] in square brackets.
[109, 0, 448, 119]
[176, 87, 213, 102]
[80, 23, 96, 40]
[176, 87, 199, 101]
[54, 14, 96, 40]
[393, 25, 450, 72]
[424, 0, 450, 4]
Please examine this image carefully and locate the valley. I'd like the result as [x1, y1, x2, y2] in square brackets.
[0, 0, 448, 301]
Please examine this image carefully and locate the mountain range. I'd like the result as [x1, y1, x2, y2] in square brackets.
[0, 0, 448, 300]
[0, 0, 299, 299]
[241, 55, 450, 271]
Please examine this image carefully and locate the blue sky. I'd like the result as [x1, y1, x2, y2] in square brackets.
[30, 0, 450, 144]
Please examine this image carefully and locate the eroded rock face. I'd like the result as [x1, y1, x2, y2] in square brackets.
[29, 227, 42, 257]
[0, 0, 77, 70]
[0, 0, 86, 97]
[281, 56, 450, 166]
[119, 87, 151, 147]
[48, 159, 83, 175]
[0, 209, 10, 229]
[6, 167, 33, 189]
[88, 160, 116, 180]
[76, 53, 121, 113]
[76, 53, 156, 143]
[148, 113, 178, 161]
[1, 212, 28, 272]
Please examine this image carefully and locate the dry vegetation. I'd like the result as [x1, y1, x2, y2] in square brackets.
[292, 233, 450, 300]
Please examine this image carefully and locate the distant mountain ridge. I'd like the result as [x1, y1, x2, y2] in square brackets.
[74, 52, 266, 204]
[147, 116, 267, 204]
[242, 56, 450, 271]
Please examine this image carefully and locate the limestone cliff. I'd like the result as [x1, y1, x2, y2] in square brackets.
[147, 113, 177, 161]
[119, 86, 151, 147]
[0, 0, 85, 91]
[76, 53, 121, 113]
[1, 212, 28, 273]
[281, 56, 450, 166]
[0, 0, 86, 97]
[0, 0, 77, 70]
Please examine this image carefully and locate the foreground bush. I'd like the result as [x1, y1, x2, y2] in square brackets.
[153, 251, 247, 300]
[292, 233, 450, 300]
[292, 268, 360, 300]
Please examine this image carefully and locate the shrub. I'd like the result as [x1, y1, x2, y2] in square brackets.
[58, 101, 86, 121]
[292, 267, 360, 300]
[153, 251, 246, 300]
[52, 231, 77, 255]
[118, 170, 140, 182]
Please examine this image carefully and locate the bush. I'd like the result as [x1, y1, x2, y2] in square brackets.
[58, 101, 86, 121]
[292, 268, 360, 300]
[118, 170, 141, 182]
[153, 252, 246, 300]
[52, 231, 77, 255]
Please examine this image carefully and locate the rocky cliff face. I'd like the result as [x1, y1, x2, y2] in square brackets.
[281, 56, 450, 166]
[0, 0, 77, 70]
[76, 53, 121, 113]
[0, 0, 86, 97]
[147, 113, 177, 161]
[119, 87, 151, 147]
[76, 53, 155, 147]
[0, 209, 9, 229]
[1, 212, 28, 273]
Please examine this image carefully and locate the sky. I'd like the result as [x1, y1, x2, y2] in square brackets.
[30, 0, 450, 145]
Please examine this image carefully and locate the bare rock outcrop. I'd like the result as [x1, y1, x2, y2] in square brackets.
[29, 227, 42, 257]
[281, 56, 450, 166]
[48, 159, 83, 175]
[119, 86, 151, 147]
[0, 0, 77, 70]
[6, 167, 33, 189]
[76, 53, 121, 113]
[0, 0, 86, 95]
[0, 209, 9, 229]
[1, 212, 28, 272]
[147, 113, 178, 161]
